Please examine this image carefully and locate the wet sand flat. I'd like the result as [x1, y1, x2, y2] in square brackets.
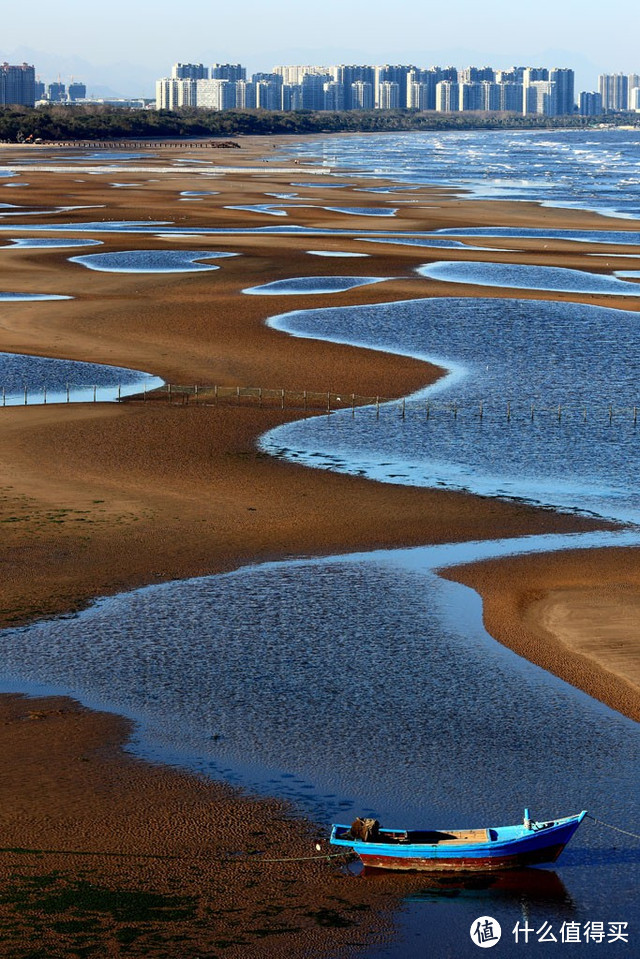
[0, 136, 639, 956]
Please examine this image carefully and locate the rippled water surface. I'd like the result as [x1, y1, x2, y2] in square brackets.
[0, 352, 162, 404]
[69, 249, 236, 273]
[418, 260, 640, 296]
[285, 129, 640, 218]
[262, 296, 640, 524]
[2, 130, 640, 958]
[244, 275, 390, 295]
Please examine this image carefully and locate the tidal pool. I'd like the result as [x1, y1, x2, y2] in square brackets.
[69, 249, 236, 273]
[243, 275, 390, 295]
[417, 260, 640, 297]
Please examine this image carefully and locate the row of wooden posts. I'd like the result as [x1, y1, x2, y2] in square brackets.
[160, 384, 640, 424]
[3, 382, 639, 425]
[31, 140, 238, 149]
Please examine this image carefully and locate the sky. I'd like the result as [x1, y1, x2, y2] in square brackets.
[2, 0, 638, 98]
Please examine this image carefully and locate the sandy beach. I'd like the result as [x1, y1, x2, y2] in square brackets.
[1, 134, 639, 956]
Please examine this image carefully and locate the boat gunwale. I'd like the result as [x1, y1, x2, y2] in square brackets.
[330, 811, 587, 856]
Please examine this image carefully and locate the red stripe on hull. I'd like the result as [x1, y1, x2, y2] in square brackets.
[358, 843, 566, 873]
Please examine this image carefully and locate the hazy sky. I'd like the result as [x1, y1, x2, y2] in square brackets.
[2, 0, 638, 95]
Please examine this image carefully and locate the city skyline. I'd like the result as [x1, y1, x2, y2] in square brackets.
[2, 0, 639, 97]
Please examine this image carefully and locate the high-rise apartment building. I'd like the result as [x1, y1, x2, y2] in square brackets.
[350, 80, 374, 110]
[153, 59, 580, 116]
[47, 81, 66, 102]
[378, 81, 400, 110]
[549, 68, 575, 114]
[0, 62, 36, 106]
[68, 81, 87, 101]
[579, 91, 603, 115]
[156, 78, 196, 110]
[374, 65, 414, 109]
[599, 73, 628, 111]
[211, 64, 246, 82]
[323, 81, 344, 111]
[196, 79, 237, 111]
[435, 80, 460, 112]
[500, 82, 524, 112]
[332, 66, 375, 110]
[301, 72, 332, 110]
[172, 63, 208, 80]
[524, 80, 559, 116]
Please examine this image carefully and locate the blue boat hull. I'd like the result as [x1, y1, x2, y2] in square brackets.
[330, 811, 586, 873]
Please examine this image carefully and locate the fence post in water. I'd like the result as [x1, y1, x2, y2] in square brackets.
[24, 385, 27, 406]
[426, 401, 430, 420]
[351, 393, 355, 417]
[507, 402, 511, 422]
[634, 406, 637, 426]
[376, 396, 380, 419]
[558, 405, 562, 422]
[118, 383, 121, 402]
[2, 387, 4, 407]
[143, 383, 146, 401]
[453, 401, 458, 420]
[66, 382, 70, 403]
[401, 398, 406, 419]
[93, 385, 97, 403]
[583, 407, 587, 422]
[479, 401, 483, 420]
[43, 386, 47, 405]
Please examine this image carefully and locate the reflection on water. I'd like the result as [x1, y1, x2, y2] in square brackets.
[1, 532, 639, 957]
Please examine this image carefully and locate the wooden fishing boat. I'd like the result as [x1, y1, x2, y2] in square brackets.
[330, 809, 587, 872]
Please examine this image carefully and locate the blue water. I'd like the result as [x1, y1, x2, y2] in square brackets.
[362, 237, 511, 251]
[0, 292, 71, 301]
[307, 250, 370, 257]
[243, 276, 390, 295]
[284, 129, 640, 219]
[1, 131, 640, 957]
[0, 237, 102, 249]
[0, 352, 162, 405]
[418, 260, 640, 297]
[68, 249, 236, 273]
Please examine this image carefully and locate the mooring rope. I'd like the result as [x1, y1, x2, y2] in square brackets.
[0, 845, 349, 866]
[586, 813, 640, 841]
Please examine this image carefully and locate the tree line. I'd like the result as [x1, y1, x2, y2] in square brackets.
[0, 104, 635, 142]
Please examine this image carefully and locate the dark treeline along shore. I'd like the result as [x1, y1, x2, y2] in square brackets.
[1, 103, 639, 142]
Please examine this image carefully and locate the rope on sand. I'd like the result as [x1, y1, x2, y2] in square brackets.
[586, 813, 640, 841]
[0, 845, 350, 865]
